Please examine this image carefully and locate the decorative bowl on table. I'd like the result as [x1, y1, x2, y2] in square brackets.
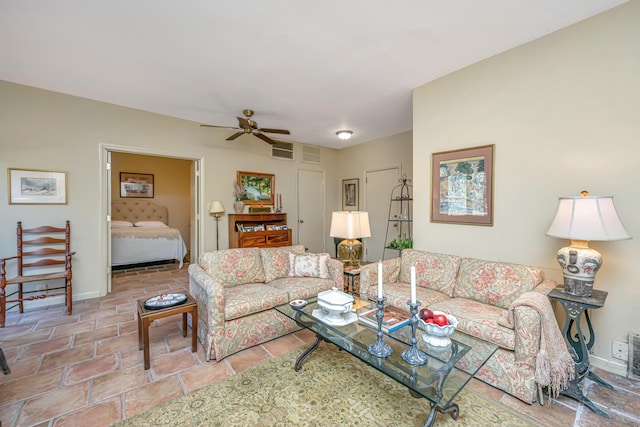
[418, 311, 458, 347]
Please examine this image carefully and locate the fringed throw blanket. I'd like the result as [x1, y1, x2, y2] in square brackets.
[498, 291, 575, 398]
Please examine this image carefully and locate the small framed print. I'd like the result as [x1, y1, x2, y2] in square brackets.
[342, 178, 359, 211]
[431, 144, 494, 225]
[8, 168, 68, 204]
[120, 172, 154, 198]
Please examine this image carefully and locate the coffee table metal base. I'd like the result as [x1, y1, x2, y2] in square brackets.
[295, 334, 461, 427]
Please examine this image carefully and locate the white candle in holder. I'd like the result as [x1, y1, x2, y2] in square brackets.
[378, 261, 383, 298]
[410, 265, 416, 303]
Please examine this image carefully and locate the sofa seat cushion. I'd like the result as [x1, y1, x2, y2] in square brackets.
[399, 250, 461, 297]
[429, 298, 516, 351]
[269, 276, 336, 300]
[453, 258, 545, 309]
[224, 283, 289, 321]
[260, 245, 306, 282]
[200, 247, 265, 287]
[370, 281, 450, 310]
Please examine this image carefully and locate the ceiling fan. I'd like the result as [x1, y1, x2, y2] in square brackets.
[201, 109, 291, 145]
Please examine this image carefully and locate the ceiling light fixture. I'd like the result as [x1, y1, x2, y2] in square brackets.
[336, 130, 353, 140]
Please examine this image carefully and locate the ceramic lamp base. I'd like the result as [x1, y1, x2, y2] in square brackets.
[557, 241, 602, 297]
[337, 238, 363, 266]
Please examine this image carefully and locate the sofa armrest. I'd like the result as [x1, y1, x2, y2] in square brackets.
[511, 305, 544, 367]
[327, 258, 344, 290]
[188, 263, 226, 361]
[359, 258, 401, 300]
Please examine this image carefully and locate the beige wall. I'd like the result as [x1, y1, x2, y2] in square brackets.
[0, 81, 339, 302]
[111, 153, 192, 248]
[413, 2, 640, 373]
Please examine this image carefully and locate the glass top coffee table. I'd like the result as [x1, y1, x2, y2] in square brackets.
[275, 297, 498, 427]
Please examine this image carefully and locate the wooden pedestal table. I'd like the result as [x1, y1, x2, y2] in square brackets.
[137, 292, 198, 370]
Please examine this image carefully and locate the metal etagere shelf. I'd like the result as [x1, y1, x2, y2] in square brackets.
[383, 175, 412, 260]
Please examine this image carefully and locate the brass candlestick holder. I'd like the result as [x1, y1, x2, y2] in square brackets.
[401, 300, 428, 366]
[367, 296, 393, 358]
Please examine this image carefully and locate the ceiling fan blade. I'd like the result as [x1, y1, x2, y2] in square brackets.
[226, 131, 245, 141]
[200, 124, 237, 129]
[259, 128, 291, 135]
[255, 132, 276, 145]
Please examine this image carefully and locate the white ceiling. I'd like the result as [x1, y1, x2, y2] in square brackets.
[0, 1, 627, 149]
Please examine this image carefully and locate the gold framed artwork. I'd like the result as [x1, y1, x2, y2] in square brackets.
[8, 168, 68, 205]
[120, 172, 154, 198]
[237, 171, 275, 206]
[342, 178, 359, 211]
[431, 144, 494, 225]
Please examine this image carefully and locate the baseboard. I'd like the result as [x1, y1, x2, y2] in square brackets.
[590, 353, 628, 377]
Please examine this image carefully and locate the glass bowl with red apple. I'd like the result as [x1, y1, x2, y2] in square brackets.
[417, 307, 458, 347]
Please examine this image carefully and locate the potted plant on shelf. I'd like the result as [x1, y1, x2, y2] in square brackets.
[233, 181, 246, 213]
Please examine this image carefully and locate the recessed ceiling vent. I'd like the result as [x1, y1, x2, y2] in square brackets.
[301, 144, 321, 164]
[271, 140, 294, 160]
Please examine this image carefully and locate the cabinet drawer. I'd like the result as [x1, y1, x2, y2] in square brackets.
[267, 231, 290, 245]
[239, 234, 267, 247]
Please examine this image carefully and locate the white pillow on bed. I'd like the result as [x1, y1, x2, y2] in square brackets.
[134, 220, 169, 228]
[112, 220, 134, 228]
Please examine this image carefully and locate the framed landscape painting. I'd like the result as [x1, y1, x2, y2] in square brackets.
[8, 168, 68, 204]
[431, 144, 494, 225]
[237, 171, 275, 206]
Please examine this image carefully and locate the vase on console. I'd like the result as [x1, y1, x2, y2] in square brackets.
[234, 200, 244, 214]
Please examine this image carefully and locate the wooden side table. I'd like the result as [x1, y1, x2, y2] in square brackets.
[137, 292, 198, 370]
[548, 286, 612, 418]
[343, 262, 372, 295]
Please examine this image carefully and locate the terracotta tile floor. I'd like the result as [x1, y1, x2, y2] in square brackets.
[1, 263, 639, 426]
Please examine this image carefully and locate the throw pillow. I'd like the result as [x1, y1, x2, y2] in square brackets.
[288, 253, 330, 278]
[260, 245, 306, 282]
[134, 221, 169, 228]
[111, 220, 133, 228]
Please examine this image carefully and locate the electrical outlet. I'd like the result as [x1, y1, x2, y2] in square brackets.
[612, 340, 629, 361]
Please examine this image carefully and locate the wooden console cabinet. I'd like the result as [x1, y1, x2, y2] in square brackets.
[228, 213, 292, 249]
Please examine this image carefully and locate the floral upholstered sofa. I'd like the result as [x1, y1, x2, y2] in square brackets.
[360, 249, 557, 404]
[188, 245, 343, 361]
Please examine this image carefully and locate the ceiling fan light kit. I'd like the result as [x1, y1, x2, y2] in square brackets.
[201, 109, 290, 145]
[336, 130, 353, 140]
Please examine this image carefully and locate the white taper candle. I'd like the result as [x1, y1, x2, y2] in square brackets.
[378, 261, 383, 298]
[410, 265, 416, 303]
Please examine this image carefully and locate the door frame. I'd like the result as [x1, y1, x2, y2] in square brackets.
[99, 143, 205, 296]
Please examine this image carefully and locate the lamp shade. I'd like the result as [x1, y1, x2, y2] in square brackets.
[329, 211, 371, 239]
[209, 200, 225, 216]
[546, 195, 630, 241]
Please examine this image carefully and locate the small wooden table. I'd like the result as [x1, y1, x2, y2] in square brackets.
[137, 292, 198, 370]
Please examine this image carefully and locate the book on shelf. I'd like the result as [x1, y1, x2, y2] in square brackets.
[358, 305, 413, 333]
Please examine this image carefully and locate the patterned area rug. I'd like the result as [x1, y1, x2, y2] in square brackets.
[115, 343, 540, 426]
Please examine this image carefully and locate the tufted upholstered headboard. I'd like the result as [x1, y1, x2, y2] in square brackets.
[112, 200, 168, 224]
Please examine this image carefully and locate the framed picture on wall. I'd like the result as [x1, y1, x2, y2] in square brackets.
[120, 172, 154, 198]
[431, 144, 494, 225]
[237, 171, 275, 205]
[8, 168, 68, 204]
[342, 178, 359, 211]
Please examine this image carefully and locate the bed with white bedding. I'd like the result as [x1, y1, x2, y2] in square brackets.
[111, 201, 187, 268]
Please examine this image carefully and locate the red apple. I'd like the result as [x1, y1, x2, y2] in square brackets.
[433, 314, 448, 327]
[424, 318, 435, 324]
[419, 308, 434, 321]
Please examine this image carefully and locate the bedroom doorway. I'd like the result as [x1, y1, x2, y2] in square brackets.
[101, 145, 204, 295]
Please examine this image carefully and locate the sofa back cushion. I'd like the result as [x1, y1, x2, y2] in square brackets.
[398, 249, 461, 297]
[199, 247, 265, 287]
[260, 245, 306, 282]
[453, 258, 545, 309]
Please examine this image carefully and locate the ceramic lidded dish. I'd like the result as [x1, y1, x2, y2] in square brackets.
[317, 287, 354, 322]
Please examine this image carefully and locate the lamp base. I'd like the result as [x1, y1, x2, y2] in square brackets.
[337, 239, 363, 267]
[557, 241, 602, 297]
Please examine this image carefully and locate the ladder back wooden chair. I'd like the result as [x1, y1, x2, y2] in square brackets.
[0, 220, 74, 327]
